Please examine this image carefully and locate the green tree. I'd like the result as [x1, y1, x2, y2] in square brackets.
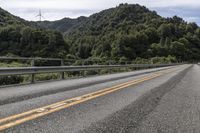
[158, 24, 172, 38]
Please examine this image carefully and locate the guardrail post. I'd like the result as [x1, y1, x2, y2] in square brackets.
[109, 61, 112, 74]
[31, 60, 35, 83]
[125, 61, 128, 72]
[60, 60, 65, 80]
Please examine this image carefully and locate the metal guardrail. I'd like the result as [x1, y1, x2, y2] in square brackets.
[0, 56, 182, 83]
[0, 63, 179, 83]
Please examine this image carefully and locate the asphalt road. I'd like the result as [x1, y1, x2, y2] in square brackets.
[0, 64, 196, 133]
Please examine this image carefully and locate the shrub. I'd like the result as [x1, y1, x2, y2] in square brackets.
[0, 75, 23, 85]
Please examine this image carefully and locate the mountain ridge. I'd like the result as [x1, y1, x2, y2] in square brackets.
[35, 16, 87, 32]
[0, 4, 200, 63]
[35, 4, 162, 33]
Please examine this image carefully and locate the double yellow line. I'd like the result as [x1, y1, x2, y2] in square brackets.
[0, 68, 176, 131]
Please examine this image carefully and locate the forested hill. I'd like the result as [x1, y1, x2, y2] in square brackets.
[63, 4, 200, 62]
[65, 4, 162, 59]
[1, 4, 200, 63]
[0, 7, 69, 58]
[0, 7, 27, 26]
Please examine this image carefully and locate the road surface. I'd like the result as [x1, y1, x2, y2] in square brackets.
[1, 64, 199, 133]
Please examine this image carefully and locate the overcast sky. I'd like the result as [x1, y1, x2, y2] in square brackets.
[0, 0, 200, 25]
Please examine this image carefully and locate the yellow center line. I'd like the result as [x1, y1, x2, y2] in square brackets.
[0, 68, 179, 131]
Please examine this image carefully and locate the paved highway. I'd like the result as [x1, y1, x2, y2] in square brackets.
[0, 64, 197, 133]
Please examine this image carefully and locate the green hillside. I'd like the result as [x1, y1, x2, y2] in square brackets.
[0, 4, 200, 63]
[0, 7, 26, 26]
[0, 8, 68, 58]
[64, 4, 200, 62]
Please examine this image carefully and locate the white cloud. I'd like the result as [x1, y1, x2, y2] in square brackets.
[1, 0, 200, 22]
[133, 0, 200, 8]
[185, 17, 200, 22]
[1, 0, 116, 10]
[1, 0, 200, 9]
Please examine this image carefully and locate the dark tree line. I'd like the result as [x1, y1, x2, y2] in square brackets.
[0, 25, 69, 58]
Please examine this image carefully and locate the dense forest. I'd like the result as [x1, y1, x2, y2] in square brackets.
[0, 4, 200, 63]
[0, 7, 69, 58]
[36, 17, 87, 33]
